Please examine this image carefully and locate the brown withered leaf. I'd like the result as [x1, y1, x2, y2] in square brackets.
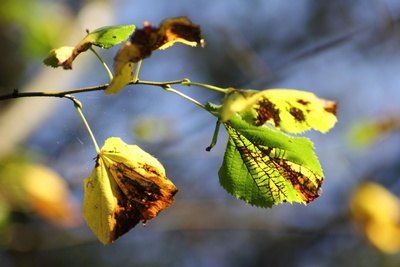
[107, 17, 204, 94]
[116, 16, 203, 65]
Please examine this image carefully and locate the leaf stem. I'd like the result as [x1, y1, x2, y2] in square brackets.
[206, 119, 221, 151]
[162, 85, 205, 109]
[181, 80, 229, 94]
[90, 47, 113, 82]
[68, 95, 100, 153]
[132, 60, 142, 83]
[135, 79, 187, 87]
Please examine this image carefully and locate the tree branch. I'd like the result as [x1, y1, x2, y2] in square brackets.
[0, 79, 227, 101]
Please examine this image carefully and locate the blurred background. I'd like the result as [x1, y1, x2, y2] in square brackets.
[1, 0, 400, 266]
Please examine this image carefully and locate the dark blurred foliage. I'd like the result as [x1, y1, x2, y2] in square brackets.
[1, 0, 400, 267]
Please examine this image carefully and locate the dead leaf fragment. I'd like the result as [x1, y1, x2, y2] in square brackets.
[107, 17, 204, 95]
[117, 16, 203, 64]
[43, 46, 74, 68]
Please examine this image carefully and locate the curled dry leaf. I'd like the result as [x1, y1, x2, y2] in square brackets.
[106, 17, 204, 95]
[43, 46, 75, 68]
[83, 137, 178, 245]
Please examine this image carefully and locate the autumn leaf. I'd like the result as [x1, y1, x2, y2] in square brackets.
[83, 137, 177, 245]
[106, 17, 204, 95]
[220, 88, 337, 133]
[105, 62, 134, 95]
[0, 156, 80, 228]
[219, 115, 324, 207]
[205, 88, 336, 207]
[350, 182, 400, 254]
[43, 46, 75, 68]
[21, 165, 81, 227]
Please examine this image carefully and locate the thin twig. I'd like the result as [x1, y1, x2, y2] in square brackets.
[0, 79, 227, 101]
[0, 84, 109, 101]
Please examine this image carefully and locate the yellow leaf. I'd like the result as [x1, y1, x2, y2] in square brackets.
[83, 137, 177, 244]
[43, 46, 74, 68]
[222, 88, 337, 134]
[350, 182, 400, 254]
[83, 155, 139, 245]
[0, 155, 80, 228]
[21, 165, 81, 228]
[105, 62, 134, 95]
[219, 89, 262, 122]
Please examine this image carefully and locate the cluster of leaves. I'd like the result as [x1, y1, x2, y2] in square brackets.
[41, 17, 338, 244]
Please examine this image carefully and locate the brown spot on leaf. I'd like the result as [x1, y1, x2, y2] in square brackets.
[271, 159, 322, 203]
[111, 193, 141, 242]
[324, 101, 337, 116]
[297, 99, 310, 106]
[255, 99, 281, 127]
[109, 163, 178, 222]
[289, 107, 306, 122]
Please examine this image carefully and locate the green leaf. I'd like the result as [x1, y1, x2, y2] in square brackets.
[88, 25, 136, 49]
[219, 115, 324, 208]
[204, 102, 221, 117]
[220, 88, 337, 134]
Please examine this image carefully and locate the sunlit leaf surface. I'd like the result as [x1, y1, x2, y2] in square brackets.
[221, 88, 337, 133]
[219, 115, 324, 207]
[83, 137, 177, 245]
[105, 62, 134, 95]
